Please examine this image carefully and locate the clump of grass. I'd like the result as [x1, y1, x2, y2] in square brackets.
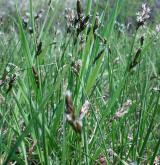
[0, 0, 160, 165]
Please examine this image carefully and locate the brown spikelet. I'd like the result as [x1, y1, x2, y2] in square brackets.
[93, 14, 100, 33]
[65, 91, 89, 134]
[71, 59, 82, 75]
[77, 0, 82, 20]
[110, 99, 132, 122]
[93, 49, 105, 64]
[77, 15, 90, 36]
[65, 91, 76, 121]
[129, 48, 141, 70]
[36, 41, 42, 57]
[32, 66, 39, 88]
[72, 120, 82, 133]
[140, 36, 144, 46]
[6, 74, 16, 93]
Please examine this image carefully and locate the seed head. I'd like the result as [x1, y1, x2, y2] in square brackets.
[156, 24, 160, 33]
[34, 9, 44, 20]
[65, 90, 89, 134]
[36, 41, 42, 57]
[136, 3, 150, 29]
[77, 0, 82, 20]
[115, 99, 132, 118]
[65, 90, 75, 118]
[6, 74, 17, 93]
[129, 48, 142, 70]
[65, 8, 75, 33]
[72, 59, 82, 75]
[32, 66, 39, 88]
[79, 100, 90, 120]
[110, 99, 132, 122]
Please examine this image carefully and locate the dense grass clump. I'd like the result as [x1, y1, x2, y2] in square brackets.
[0, 0, 160, 164]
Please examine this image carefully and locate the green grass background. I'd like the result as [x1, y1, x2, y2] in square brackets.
[0, 0, 160, 164]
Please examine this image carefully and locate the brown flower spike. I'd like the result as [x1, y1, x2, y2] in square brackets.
[129, 48, 142, 71]
[65, 91, 76, 121]
[6, 74, 17, 93]
[65, 90, 90, 133]
[77, 0, 82, 20]
[32, 66, 39, 88]
[110, 99, 132, 122]
[35, 41, 42, 57]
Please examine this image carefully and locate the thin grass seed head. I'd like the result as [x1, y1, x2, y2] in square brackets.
[114, 99, 132, 119]
[79, 100, 90, 120]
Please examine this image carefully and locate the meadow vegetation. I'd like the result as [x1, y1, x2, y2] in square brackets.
[0, 0, 160, 164]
